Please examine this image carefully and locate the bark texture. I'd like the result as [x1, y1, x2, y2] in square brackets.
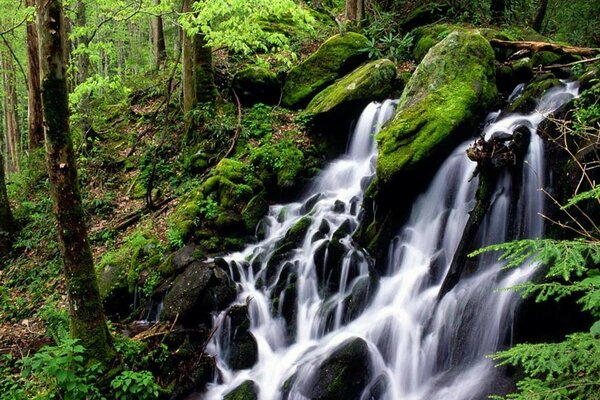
[532, 0, 549, 32]
[345, 0, 364, 22]
[0, 151, 14, 256]
[193, 33, 216, 104]
[182, 0, 195, 114]
[1, 52, 20, 172]
[26, 0, 44, 149]
[489, 39, 599, 57]
[37, 0, 114, 363]
[153, 0, 167, 68]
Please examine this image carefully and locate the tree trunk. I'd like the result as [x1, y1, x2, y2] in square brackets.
[193, 33, 216, 104]
[182, 0, 196, 115]
[532, 0, 549, 32]
[37, 0, 114, 363]
[0, 151, 14, 256]
[26, 0, 44, 150]
[1, 52, 20, 173]
[490, 0, 506, 24]
[75, 0, 93, 144]
[153, 0, 167, 69]
[345, 0, 364, 22]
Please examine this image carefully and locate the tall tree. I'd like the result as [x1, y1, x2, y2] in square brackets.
[193, 33, 216, 104]
[153, 0, 167, 68]
[182, 0, 195, 114]
[490, 0, 506, 24]
[37, 0, 114, 363]
[0, 151, 14, 256]
[26, 0, 44, 149]
[533, 0, 549, 32]
[1, 51, 20, 172]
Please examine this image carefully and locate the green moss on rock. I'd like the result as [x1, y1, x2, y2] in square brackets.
[242, 195, 269, 231]
[233, 65, 280, 106]
[282, 32, 370, 108]
[306, 59, 397, 115]
[223, 380, 258, 400]
[376, 31, 497, 187]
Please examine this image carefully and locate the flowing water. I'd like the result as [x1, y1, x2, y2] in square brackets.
[199, 81, 579, 400]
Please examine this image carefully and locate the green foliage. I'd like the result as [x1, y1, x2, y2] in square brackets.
[473, 185, 600, 400]
[181, 0, 315, 65]
[21, 338, 104, 400]
[110, 370, 159, 400]
[242, 103, 274, 139]
[362, 9, 413, 62]
[249, 136, 305, 189]
[489, 333, 600, 400]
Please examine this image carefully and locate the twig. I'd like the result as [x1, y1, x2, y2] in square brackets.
[543, 56, 600, 70]
[222, 89, 243, 160]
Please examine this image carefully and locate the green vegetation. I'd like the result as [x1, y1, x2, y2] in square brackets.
[0, 0, 598, 398]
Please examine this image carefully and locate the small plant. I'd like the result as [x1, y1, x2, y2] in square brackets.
[110, 370, 159, 400]
[22, 338, 103, 400]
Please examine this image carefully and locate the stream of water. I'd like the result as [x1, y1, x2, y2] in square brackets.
[199, 81, 579, 400]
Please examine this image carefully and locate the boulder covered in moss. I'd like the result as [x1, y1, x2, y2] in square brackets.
[233, 65, 281, 106]
[358, 30, 496, 258]
[302, 337, 372, 400]
[282, 32, 370, 108]
[160, 260, 236, 326]
[223, 380, 258, 400]
[376, 30, 497, 188]
[306, 59, 396, 117]
[411, 24, 468, 62]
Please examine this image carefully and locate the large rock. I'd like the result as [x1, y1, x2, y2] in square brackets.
[376, 30, 497, 188]
[221, 305, 258, 370]
[358, 30, 496, 259]
[306, 59, 396, 116]
[282, 33, 369, 108]
[232, 65, 280, 106]
[160, 261, 236, 326]
[302, 337, 373, 400]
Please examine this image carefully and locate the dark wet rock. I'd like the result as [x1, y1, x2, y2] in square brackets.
[160, 261, 236, 326]
[222, 305, 258, 370]
[343, 273, 377, 323]
[333, 200, 346, 213]
[302, 337, 373, 400]
[223, 380, 258, 400]
[302, 193, 325, 214]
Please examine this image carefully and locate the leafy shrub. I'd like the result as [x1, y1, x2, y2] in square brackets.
[110, 370, 159, 400]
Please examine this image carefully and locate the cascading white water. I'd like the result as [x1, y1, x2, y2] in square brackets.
[200, 81, 578, 400]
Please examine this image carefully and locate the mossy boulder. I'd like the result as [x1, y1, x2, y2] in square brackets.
[411, 24, 468, 62]
[302, 337, 372, 400]
[224, 380, 258, 400]
[282, 32, 370, 108]
[306, 59, 397, 116]
[160, 261, 236, 326]
[242, 195, 269, 231]
[233, 65, 281, 106]
[376, 31, 497, 188]
[400, 2, 451, 32]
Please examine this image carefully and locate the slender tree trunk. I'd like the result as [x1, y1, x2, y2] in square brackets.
[533, 0, 549, 32]
[345, 0, 364, 22]
[153, 0, 167, 69]
[26, 0, 44, 149]
[37, 0, 114, 363]
[75, 0, 93, 144]
[0, 151, 14, 256]
[1, 52, 20, 173]
[182, 0, 195, 114]
[194, 33, 216, 104]
[490, 0, 506, 24]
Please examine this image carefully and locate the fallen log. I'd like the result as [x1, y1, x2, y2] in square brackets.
[489, 39, 599, 57]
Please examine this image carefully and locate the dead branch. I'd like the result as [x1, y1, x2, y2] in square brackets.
[489, 39, 599, 57]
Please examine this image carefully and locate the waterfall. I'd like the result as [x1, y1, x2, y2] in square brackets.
[199, 82, 578, 400]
